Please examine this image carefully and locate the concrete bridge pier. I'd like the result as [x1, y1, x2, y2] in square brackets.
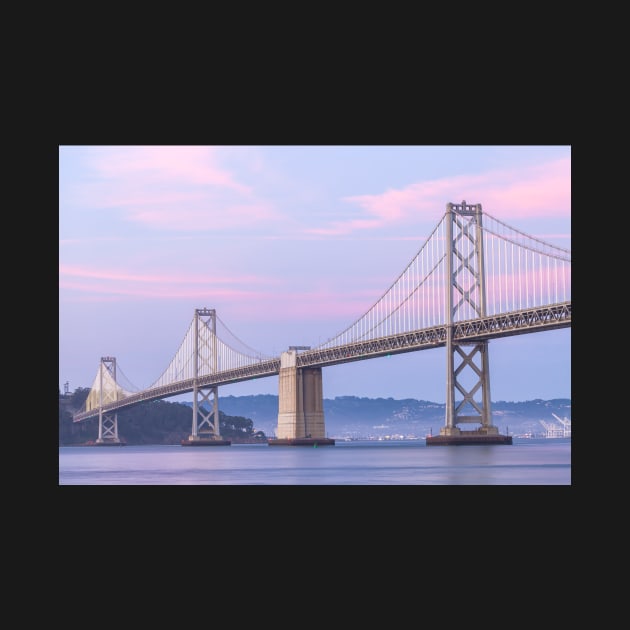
[270, 350, 334, 446]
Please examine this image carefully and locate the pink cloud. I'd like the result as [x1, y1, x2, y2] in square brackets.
[59, 264, 268, 285]
[464, 158, 571, 219]
[58, 280, 377, 325]
[308, 157, 571, 236]
[226, 290, 378, 321]
[59, 279, 267, 300]
[59, 264, 386, 321]
[71, 147, 284, 231]
[89, 146, 250, 192]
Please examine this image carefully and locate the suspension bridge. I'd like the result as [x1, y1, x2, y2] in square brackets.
[71, 201, 571, 446]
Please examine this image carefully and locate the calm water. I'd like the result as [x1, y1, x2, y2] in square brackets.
[58, 438, 571, 485]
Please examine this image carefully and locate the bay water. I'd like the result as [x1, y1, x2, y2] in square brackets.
[58, 437, 571, 485]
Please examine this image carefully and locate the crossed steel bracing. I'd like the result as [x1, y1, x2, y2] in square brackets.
[444, 201, 490, 429]
[191, 309, 220, 439]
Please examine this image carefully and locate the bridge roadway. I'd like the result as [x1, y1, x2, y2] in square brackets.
[73, 302, 571, 422]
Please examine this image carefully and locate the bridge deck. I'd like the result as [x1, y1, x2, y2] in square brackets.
[73, 302, 570, 423]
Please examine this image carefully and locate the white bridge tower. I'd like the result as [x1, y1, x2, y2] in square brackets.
[96, 356, 122, 444]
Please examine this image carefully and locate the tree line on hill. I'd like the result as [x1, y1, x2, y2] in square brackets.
[58, 387, 267, 446]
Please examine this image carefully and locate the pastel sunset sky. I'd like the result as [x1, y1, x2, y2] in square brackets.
[59, 145, 571, 403]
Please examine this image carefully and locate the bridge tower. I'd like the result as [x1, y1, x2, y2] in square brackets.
[427, 201, 511, 445]
[96, 356, 122, 444]
[270, 349, 334, 446]
[182, 308, 230, 445]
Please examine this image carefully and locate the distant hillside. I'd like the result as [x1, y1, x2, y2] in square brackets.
[59, 391, 267, 446]
[191, 395, 572, 439]
[61, 388, 570, 443]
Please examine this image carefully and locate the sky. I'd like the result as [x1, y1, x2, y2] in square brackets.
[59, 145, 571, 404]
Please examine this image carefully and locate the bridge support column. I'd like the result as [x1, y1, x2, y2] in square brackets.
[427, 200, 511, 446]
[271, 350, 334, 445]
[182, 384, 230, 446]
[96, 410, 122, 445]
[191, 385, 220, 437]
